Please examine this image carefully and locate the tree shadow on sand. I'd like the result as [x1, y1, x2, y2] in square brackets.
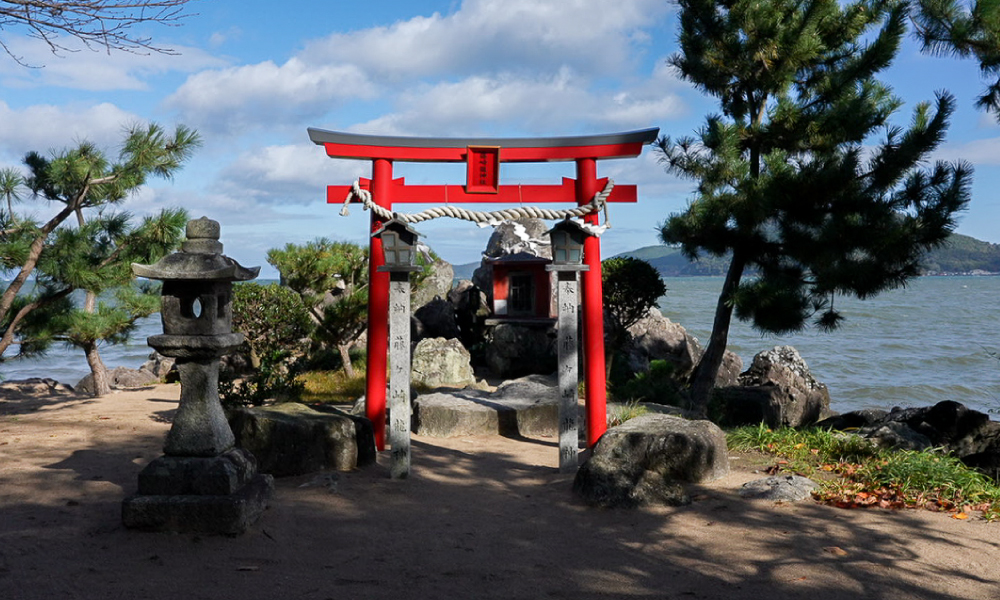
[3, 429, 999, 599]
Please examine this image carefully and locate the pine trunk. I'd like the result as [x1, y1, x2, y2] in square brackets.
[339, 343, 355, 379]
[688, 252, 746, 417]
[83, 341, 112, 397]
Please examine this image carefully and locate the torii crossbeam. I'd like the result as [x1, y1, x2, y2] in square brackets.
[309, 127, 659, 451]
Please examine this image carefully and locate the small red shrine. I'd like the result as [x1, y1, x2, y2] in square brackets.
[486, 253, 553, 321]
[309, 127, 659, 451]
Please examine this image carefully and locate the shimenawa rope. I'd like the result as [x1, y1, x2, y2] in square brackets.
[338, 179, 614, 233]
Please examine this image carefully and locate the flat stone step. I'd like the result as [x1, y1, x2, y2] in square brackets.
[413, 375, 560, 437]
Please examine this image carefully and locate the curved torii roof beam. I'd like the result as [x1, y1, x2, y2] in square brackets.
[307, 127, 659, 162]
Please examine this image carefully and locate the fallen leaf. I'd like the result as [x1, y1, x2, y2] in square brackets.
[823, 546, 849, 557]
[952, 512, 969, 520]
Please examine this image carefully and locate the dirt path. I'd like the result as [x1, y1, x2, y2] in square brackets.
[2, 384, 998, 599]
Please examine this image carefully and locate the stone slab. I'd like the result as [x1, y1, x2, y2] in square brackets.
[412, 387, 559, 437]
[228, 403, 376, 476]
[122, 474, 273, 535]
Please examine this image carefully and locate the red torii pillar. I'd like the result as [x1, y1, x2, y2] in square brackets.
[309, 128, 659, 450]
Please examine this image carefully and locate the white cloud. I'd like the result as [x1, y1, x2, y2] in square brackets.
[0, 101, 140, 159]
[164, 0, 674, 135]
[301, 0, 669, 80]
[350, 68, 686, 136]
[165, 58, 377, 133]
[214, 143, 369, 204]
[209, 27, 242, 48]
[935, 137, 1000, 166]
[0, 37, 226, 91]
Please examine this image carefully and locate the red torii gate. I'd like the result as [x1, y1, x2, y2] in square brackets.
[308, 127, 659, 451]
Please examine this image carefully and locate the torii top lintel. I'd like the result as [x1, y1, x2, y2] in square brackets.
[307, 127, 659, 163]
[309, 127, 659, 205]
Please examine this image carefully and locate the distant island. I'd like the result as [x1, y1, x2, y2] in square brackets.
[452, 233, 1000, 279]
[614, 233, 1000, 277]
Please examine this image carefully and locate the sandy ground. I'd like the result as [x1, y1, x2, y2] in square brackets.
[1, 383, 999, 600]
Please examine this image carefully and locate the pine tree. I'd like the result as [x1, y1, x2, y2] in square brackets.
[266, 239, 370, 378]
[659, 0, 972, 417]
[913, 0, 1000, 118]
[0, 123, 200, 395]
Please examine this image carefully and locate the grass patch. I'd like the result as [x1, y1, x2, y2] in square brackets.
[298, 370, 366, 405]
[727, 423, 1000, 520]
[607, 400, 649, 427]
[297, 367, 439, 406]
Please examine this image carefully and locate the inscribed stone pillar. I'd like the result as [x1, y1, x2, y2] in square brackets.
[555, 270, 582, 472]
[388, 272, 412, 479]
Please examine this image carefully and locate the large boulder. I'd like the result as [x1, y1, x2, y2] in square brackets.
[76, 366, 159, 396]
[227, 403, 376, 477]
[141, 352, 177, 381]
[411, 259, 454, 311]
[625, 307, 703, 377]
[573, 414, 729, 508]
[484, 323, 557, 378]
[618, 308, 741, 393]
[413, 298, 461, 341]
[715, 350, 745, 388]
[411, 337, 477, 389]
[448, 280, 490, 349]
[712, 346, 833, 428]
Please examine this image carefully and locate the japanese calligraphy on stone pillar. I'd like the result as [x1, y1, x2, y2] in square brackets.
[388, 276, 412, 478]
[555, 272, 580, 473]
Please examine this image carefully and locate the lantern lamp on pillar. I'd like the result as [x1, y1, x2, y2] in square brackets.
[373, 218, 424, 272]
[547, 218, 591, 267]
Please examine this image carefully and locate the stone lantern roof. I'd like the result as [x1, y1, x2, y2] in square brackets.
[132, 217, 259, 282]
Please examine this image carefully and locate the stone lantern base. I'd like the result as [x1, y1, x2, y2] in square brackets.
[122, 448, 273, 535]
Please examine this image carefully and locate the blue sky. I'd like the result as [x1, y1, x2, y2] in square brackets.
[2, 0, 999, 279]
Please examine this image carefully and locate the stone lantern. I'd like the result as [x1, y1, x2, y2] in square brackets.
[122, 217, 272, 534]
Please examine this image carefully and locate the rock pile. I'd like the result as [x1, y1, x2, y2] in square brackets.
[818, 400, 1000, 480]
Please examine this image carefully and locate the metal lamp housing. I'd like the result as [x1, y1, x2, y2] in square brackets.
[547, 219, 589, 266]
[373, 219, 422, 270]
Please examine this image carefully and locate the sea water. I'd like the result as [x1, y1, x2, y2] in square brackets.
[2, 276, 997, 415]
[659, 276, 1000, 415]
